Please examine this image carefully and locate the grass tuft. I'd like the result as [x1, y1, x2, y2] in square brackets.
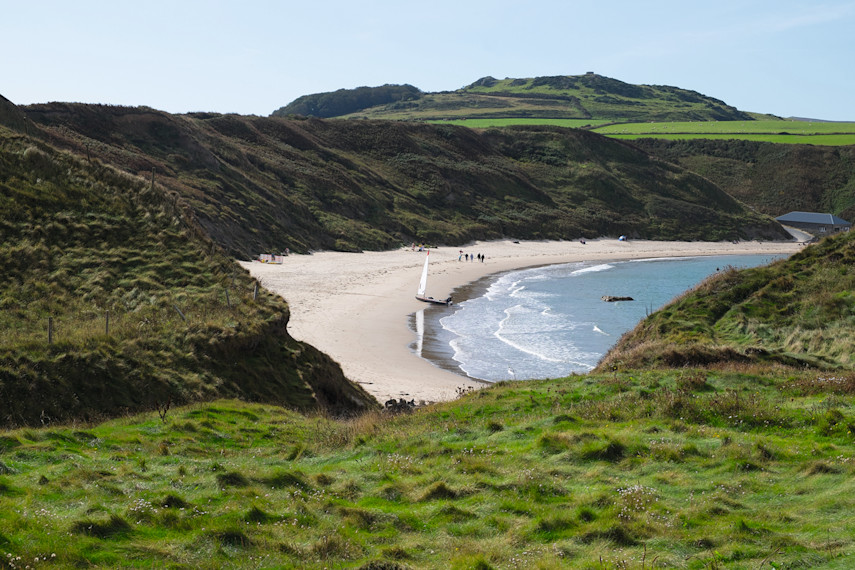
[421, 482, 458, 501]
[70, 514, 132, 539]
[216, 471, 249, 488]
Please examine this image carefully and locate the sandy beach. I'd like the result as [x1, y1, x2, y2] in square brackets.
[241, 239, 803, 404]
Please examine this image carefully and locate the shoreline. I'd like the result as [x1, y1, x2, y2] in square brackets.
[241, 239, 804, 404]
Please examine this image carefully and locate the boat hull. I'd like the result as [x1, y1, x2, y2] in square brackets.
[416, 295, 452, 306]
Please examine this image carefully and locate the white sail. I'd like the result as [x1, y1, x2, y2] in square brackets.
[417, 251, 429, 297]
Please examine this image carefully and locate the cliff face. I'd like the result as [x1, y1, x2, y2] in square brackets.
[22, 103, 788, 257]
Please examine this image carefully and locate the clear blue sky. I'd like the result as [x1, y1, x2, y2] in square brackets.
[3, 0, 854, 121]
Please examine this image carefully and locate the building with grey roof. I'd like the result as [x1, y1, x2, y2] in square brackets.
[775, 212, 851, 235]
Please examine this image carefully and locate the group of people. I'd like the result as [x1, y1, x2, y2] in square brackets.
[458, 250, 485, 262]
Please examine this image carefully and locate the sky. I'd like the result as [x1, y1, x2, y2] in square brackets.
[2, 0, 854, 121]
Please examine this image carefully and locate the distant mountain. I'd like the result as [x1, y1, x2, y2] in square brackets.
[272, 84, 423, 118]
[271, 73, 754, 122]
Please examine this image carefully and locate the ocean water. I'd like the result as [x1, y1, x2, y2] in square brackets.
[411, 254, 786, 382]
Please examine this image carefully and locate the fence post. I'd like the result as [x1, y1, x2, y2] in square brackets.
[48, 316, 53, 344]
[253, 282, 258, 301]
[173, 305, 187, 323]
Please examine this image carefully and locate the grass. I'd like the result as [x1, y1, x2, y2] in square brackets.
[20, 111, 791, 261]
[430, 118, 613, 129]
[0, 370, 853, 568]
[594, 120, 855, 146]
[421, 119, 855, 145]
[0, 129, 375, 426]
[605, 133, 855, 146]
[428, 119, 855, 145]
[599, 231, 855, 371]
[594, 120, 855, 135]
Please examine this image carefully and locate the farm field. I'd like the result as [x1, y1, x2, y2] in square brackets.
[430, 118, 855, 145]
[604, 133, 855, 145]
[431, 118, 612, 129]
[594, 120, 855, 145]
[593, 120, 855, 135]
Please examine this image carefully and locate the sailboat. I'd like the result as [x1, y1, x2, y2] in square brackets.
[415, 250, 452, 306]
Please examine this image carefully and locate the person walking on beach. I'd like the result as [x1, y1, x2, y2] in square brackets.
[465, 253, 469, 262]
[459, 250, 463, 261]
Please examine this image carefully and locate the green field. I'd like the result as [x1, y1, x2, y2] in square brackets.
[593, 120, 855, 145]
[594, 120, 855, 135]
[1, 370, 854, 568]
[431, 118, 613, 129]
[605, 133, 855, 145]
[428, 118, 855, 145]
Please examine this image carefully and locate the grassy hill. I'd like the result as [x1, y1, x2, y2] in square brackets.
[4, 88, 855, 567]
[19, 103, 788, 258]
[273, 74, 754, 123]
[0, 370, 852, 568]
[631, 138, 855, 222]
[0, 125, 376, 427]
[599, 230, 855, 371]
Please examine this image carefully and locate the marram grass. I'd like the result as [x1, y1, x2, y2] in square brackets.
[0, 370, 854, 568]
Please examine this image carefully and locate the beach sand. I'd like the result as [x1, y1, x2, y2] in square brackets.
[241, 239, 803, 404]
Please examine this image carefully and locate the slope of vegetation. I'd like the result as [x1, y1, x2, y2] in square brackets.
[0, 126, 376, 426]
[296, 74, 753, 123]
[19, 103, 789, 258]
[599, 230, 855, 371]
[632, 138, 855, 222]
[0, 371, 853, 568]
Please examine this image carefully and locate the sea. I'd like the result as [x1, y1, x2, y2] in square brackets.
[410, 254, 786, 382]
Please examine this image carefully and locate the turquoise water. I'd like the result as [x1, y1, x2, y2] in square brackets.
[413, 254, 786, 382]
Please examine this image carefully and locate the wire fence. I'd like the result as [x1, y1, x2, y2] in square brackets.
[1, 283, 265, 349]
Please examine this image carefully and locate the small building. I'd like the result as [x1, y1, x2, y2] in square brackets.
[775, 211, 851, 235]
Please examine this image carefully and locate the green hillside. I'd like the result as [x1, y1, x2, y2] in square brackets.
[0, 370, 853, 568]
[0, 125, 376, 426]
[599, 230, 855, 371]
[632, 138, 855, 222]
[273, 74, 754, 122]
[20, 103, 788, 259]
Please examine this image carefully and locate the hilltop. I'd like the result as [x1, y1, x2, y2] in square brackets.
[272, 73, 755, 122]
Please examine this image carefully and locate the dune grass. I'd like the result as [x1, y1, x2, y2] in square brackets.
[600, 231, 855, 372]
[0, 129, 373, 426]
[0, 370, 853, 568]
